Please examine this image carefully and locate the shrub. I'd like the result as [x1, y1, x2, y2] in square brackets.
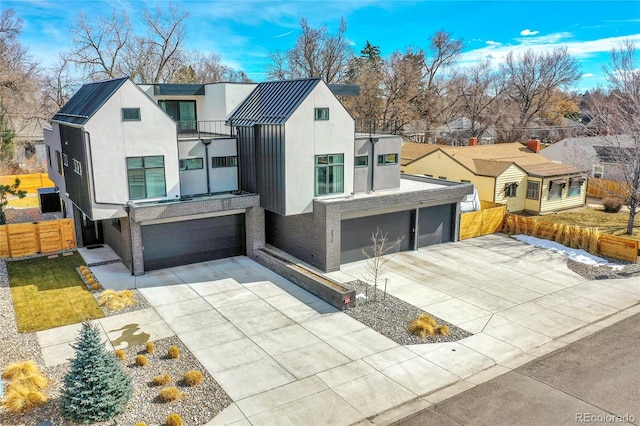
[603, 198, 623, 213]
[82, 269, 91, 276]
[183, 370, 203, 387]
[135, 355, 148, 367]
[92, 283, 102, 291]
[145, 341, 155, 354]
[152, 373, 171, 386]
[166, 413, 183, 426]
[114, 349, 126, 360]
[87, 277, 96, 285]
[2, 360, 39, 380]
[167, 345, 180, 359]
[435, 324, 450, 336]
[2, 385, 47, 413]
[159, 387, 182, 403]
[409, 318, 434, 338]
[98, 289, 136, 312]
[60, 322, 133, 423]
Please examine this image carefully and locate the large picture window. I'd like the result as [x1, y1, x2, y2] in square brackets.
[126, 156, 166, 200]
[315, 154, 344, 196]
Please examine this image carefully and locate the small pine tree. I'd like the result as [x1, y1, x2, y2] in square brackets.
[60, 321, 133, 422]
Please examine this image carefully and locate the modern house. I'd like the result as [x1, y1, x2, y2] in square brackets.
[541, 135, 638, 181]
[44, 76, 472, 275]
[401, 139, 588, 214]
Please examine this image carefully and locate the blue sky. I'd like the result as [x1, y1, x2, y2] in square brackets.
[7, 0, 640, 92]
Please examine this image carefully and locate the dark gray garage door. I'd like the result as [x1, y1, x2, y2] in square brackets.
[341, 210, 412, 264]
[418, 204, 453, 247]
[142, 214, 245, 271]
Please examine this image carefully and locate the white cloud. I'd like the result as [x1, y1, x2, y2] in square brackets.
[582, 73, 595, 78]
[486, 40, 502, 47]
[520, 29, 539, 36]
[271, 30, 294, 39]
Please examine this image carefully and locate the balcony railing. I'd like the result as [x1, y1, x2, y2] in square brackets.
[176, 120, 233, 139]
[355, 119, 402, 136]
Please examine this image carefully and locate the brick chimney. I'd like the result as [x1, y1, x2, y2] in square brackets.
[526, 137, 541, 154]
[468, 137, 478, 146]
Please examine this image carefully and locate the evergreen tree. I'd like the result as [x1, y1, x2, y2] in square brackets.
[0, 177, 26, 225]
[60, 321, 133, 423]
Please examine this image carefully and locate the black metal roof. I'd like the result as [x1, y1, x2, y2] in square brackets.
[153, 84, 205, 96]
[327, 84, 360, 97]
[52, 77, 129, 125]
[228, 78, 321, 126]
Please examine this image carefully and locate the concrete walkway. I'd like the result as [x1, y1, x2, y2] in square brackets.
[36, 235, 639, 426]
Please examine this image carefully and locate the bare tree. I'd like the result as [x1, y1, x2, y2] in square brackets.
[40, 55, 81, 117]
[362, 228, 403, 303]
[589, 40, 640, 236]
[266, 18, 353, 83]
[499, 47, 581, 141]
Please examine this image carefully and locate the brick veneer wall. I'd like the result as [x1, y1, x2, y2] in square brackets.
[103, 217, 132, 271]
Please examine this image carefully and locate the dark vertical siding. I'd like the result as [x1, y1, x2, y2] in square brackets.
[60, 125, 92, 218]
[236, 127, 256, 192]
[256, 125, 285, 214]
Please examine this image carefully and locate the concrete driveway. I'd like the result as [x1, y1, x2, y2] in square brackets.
[39, 234, 639, 426]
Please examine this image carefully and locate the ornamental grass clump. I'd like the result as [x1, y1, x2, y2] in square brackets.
[183, 370, 203, 387]
[166, 413, 183, 426]
[409, 313, 451, 339]
[135, 355, 148, 367]
[159, 387, 182, 403]
[1, 360, 49, 413]
[2, 384, 48, 413]
[152, 373, 171, 386]
[98, 289, 136, 312]
[114, 349, 126, 360]
[167, 345, 180, 359]
[145, 341, 155, 354]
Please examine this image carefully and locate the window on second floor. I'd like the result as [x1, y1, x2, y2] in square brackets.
[315, 154, 344, 196]
[179, 158, 203, 171]
[63, 153, 68, 167]
[46, 146, 52, 168]
[122, 107, 141, 121]
[377, 153, 398, 165]
[314, 107, 329, 120]
[55, 151, 63, 175]
[126, 156, 166, 200]
[211, 156, 237, 168]
[159, 100, 196, 131]
[72, 159, 82, 176]
[354, 156, 368, 167]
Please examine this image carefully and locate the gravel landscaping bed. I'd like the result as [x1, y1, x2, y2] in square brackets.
[0, 259, 232, 426]
[343, 280, 471, 345]
[567, 259, 640, 280]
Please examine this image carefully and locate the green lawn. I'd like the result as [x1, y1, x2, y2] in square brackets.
[7, 252, 104, 333]
[536, 207, 640, 241]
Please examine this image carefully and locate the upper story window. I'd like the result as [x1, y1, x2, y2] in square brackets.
[315, 108, 329, 121]
[211, 156, 237, 168]
[159, 100, 196, 132]
[63, 153, 68, 167]
[126, 156, 166, 200]
[122, 108, 141, 121]
[55, 151, 63, 175]
[46, 146, 52, 168]
[378, 153, 398, 165]
[179, 158, 203, 171]
[354, 156, 368, 167]
[72, 159, 82, 176]
[315, 154, 344, 196]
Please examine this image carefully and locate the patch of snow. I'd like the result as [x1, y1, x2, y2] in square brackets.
[512, 234, 625, 270]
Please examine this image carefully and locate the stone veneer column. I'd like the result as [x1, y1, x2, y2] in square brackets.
[245, 206, 266, 257]
[129, 219, 144, 276]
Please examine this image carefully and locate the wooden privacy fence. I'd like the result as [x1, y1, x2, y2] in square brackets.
[0, 218, 76, 258]
[0, 173, 54, 194]
[587, 178, 629, 200]
[460, 201, 507, 240]
[503, 213, 639, 263]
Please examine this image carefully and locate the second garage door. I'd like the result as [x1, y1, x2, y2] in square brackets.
[341, 210, 412, 264]
[141, 214, 245, 271]
[417, 203, 454, 247]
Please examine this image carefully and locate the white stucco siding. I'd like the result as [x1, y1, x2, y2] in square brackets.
[209, 138, 238, 192]
[86, 80, 179, 207]
[284, 82, 354, 215]
[178, 139, 207, 195]
[204, 83, 257, 120]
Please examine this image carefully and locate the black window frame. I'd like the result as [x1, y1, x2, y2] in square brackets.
[121, 107, 141, 121]
[72, 158, 82, 176]
[211, 156, 238, 168]
[179, 158, 204, 171]
[314, 107, 329, 121]
[315, 153, 345, 196]
[354, 156, 368, 168]
[126, 155, 167, 200]
[377, 153, 398, 165]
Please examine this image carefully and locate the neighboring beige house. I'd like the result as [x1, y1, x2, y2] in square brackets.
[401, 139, 589, 214]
